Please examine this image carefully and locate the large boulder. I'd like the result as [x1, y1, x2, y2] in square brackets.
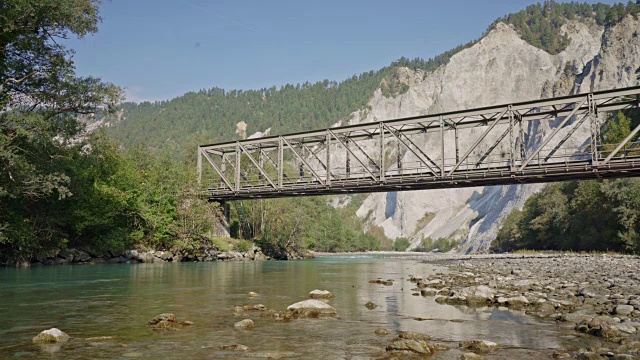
[32, 328, 70, 343]
[287, 299, 336, 318]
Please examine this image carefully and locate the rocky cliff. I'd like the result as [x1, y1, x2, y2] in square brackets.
[341, 16, 640, 252]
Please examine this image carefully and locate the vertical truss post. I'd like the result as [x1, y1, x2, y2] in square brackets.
[397, 141, 402, 174]
[440, 115, 445, 177]
[326, 131, 331, 186]
[346, 138, 351, 177]
[379, 122, 385, 183]
[508, 106, 514, 172]
[588, 93, 600, 165]
[197, 147, 202, 187]
[278, 137, 283, 189]
[518, 113, 525, 162]
[258, 149, 264, 181]
[454, 125, 459, 164]
[235, 143, 241, 193]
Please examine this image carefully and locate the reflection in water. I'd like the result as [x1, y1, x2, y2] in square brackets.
[0, 256, 590, 359]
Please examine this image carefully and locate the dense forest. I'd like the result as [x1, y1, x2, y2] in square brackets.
[2, 1, 640, 265]
[492, 108, 640, 254]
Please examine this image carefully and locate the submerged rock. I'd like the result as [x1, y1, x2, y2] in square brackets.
[369, 278, 393, 286]
[32, 328, 70, 343]
[147, 313, 192, 330]
[386, 337, 434, 355]
[374, 328, 390, 335]
[365, 301, 378, 310]
[220, 344, 249, 351]
[398, 331, 431, 341]
[148, 313, 177, 329]
[248, 292, 259, 298]
[234, 319, 255, 329]
[461, 353, 484, 360]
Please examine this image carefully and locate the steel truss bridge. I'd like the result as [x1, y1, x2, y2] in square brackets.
[198, 86, 640, 201]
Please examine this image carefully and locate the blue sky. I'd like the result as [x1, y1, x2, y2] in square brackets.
[66, 0, 618, 102]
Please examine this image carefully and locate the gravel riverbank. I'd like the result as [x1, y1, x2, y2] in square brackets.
[403, 253, 640, 359]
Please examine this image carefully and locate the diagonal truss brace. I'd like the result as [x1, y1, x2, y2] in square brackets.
[448, 107, 510, 176]
[201, 149, 235, 192]
[382, 123, 438, 175]
[518, 97, 587, 171]
[602, 122, 640, 164]
[301, 141, 337, 180]
[328, 129, 378, 181]
[237, 143, 277, 189]
[281, 137, 325, 185]
[475, 126, 510, 168]
[543, 113, 590, 162]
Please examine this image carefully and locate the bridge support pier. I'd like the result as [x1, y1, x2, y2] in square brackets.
[220, 201, 231, 226]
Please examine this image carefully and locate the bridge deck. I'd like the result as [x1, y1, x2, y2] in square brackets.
[198, 86, 640, 201]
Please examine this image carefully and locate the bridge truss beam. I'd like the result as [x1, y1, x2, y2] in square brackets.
[198, 86, 640, 201]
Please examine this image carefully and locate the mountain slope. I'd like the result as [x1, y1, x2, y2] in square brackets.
[351, 15, 640, 252]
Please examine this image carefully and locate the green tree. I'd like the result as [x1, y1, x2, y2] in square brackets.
[0, 0, 121, 262]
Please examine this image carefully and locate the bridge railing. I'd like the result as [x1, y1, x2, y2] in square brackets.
[199, 86, 640, 200]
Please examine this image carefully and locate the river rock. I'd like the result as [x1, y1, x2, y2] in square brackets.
[374, 328, 390, 335]
[287, 299, 336, 318]
[248, 292, 259, 298]
[615, 305, 634, 316]
[459, 340, 499, 353]
[32, 328, 70, 343]
[398, 331, 431, 341]
[365, 301, 377, 310]
[504, 295, 529, 308]
[421, 288, 439, 296]
[148, 313, 177, 328]
[578, 287, 600, 298]
[369, 279, 393, 286]
[220, 344, 249, 351]
[386, 337, 434, 355]
[309, 289, 335, 299]
[234, 319, 255, 329]
[243, 304, 267, 311]
[74, 251, 91, 263]
[461, 353, 484, 360]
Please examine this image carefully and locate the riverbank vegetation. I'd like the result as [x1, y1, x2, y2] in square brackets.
[0, 0, 228, 264]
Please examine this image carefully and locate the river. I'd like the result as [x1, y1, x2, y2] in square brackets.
[0, 255, 595, 359]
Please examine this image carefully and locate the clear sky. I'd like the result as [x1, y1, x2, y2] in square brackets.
[65, 0, 619, 102]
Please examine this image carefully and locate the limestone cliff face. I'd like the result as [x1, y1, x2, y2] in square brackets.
[347, 17, 640, 252]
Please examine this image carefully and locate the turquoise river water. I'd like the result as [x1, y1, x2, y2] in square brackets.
[0, 255, 596, 359]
